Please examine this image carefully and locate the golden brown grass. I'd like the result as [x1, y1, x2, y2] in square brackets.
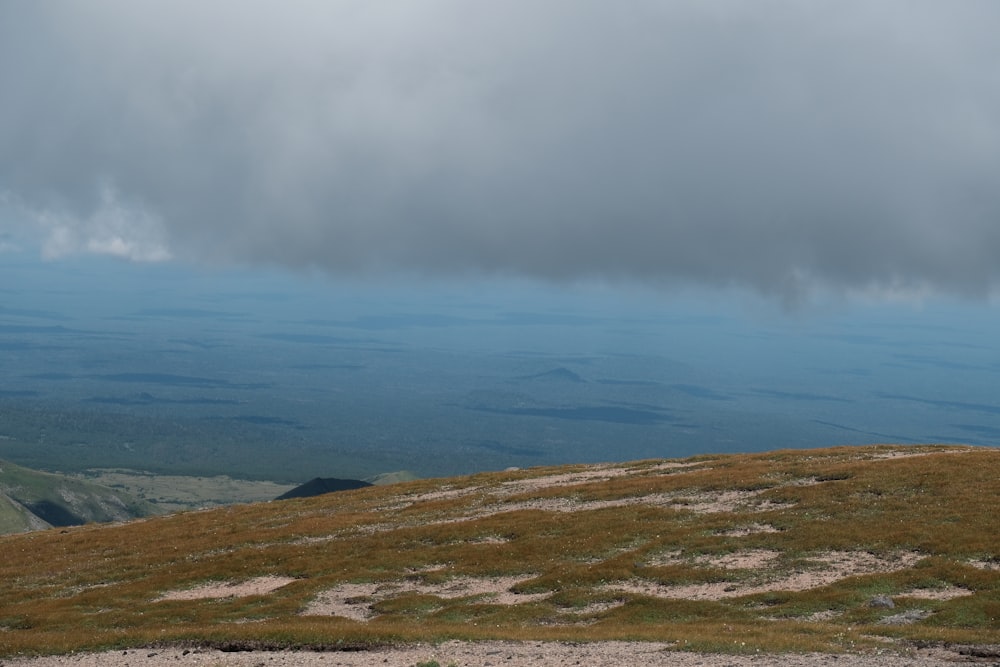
[0, 444, 997, 658]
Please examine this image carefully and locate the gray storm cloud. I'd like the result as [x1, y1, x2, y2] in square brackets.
[2, 1, 999, 298]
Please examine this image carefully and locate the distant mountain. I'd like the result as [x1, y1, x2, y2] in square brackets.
[0, 491, 51, 533]
[0, 460, 161, 534]
[365, 470, 419, 485]
[517, 367, 587, 383]
[275, 477, 373, 500]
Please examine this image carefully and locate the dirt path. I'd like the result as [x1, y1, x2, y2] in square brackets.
[2, 641, 991, 667]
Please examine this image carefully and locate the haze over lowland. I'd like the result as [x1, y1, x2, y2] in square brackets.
[2, 2, 999, 480]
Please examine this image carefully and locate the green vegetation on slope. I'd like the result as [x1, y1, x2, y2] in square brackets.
[0, 460, 161, 534]
[72, 469, 297, 514]
[68, 469, 413, 513]
[0, 491, 50, 533]
[0, 445, 996, 658]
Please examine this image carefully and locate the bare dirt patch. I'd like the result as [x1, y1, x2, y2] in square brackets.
[156, 576, 296, 601]
[644, 549, 781, 570]
[655, 488, 778, 514]
[866, 448, 971, 461]
[803, 609, 842, 622]
[499, 461, 701, 495]
[969, 559, 1000, 571]
[718, 522, 781, 536]
[898, 586, 974, 600]
[404, 484, 481, 504]
[607, 550, 925, 601]
[304, 574, 547, 621]
[399, 461, 701, 511]
[814, 550, 924, 579]
[694, 549, 783, 569]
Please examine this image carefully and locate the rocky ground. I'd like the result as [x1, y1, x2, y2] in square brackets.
[3, 641, 999, 667]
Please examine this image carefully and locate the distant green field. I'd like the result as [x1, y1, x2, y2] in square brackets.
[73, 469, 297, 513]
[0, 459, 159, 533]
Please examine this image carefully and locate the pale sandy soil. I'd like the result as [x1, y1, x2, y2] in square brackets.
[156, 577, 298, 602]
[2, 641, 992, 667]
[153, 549, 940, 617]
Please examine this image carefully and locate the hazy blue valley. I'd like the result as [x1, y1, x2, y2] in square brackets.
[2, 254, 999, 484]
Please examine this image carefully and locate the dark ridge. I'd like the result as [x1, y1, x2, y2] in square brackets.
[27, 373, 74, 380]
[257, 333, 362, 345]
[169, 338, 227, 350]
[326, 313, 475, 330]
[518, 367, 587, 383]
[877, 392, 1000, 416]
[275, 478, 372, 500]
[0, 306, 71, 321]
[470, 440, 545, 457]
[84, 393, 240, 406]
[135, 308, 245, 319]
[93, 373, 229, 387]
[810, 419, 923, 443]
[231, 415, 302, 427]
[289, 363, 366, 371]
[670, 384, 734, 401]
[472, 405, 672, 425]
[497, 312, 603, 326]
[891, 353, 980, 371]
[750, 388, 853, 403]
[597, 378, 662, 386]
[951, 423, 1000, 438]
[0, 324, 80, 334]
[25, 500, 85, 527]
[0, 342, 58, 351]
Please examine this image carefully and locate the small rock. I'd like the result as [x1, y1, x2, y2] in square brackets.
[868, 595, 894, 609]
[879, 609, 931, 625]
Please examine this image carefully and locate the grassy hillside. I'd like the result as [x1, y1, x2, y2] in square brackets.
[0, 445, 997, 658]
[0, 460, 161, 534]
[0, 491, 50, 533]
[71, 469, 297, 513]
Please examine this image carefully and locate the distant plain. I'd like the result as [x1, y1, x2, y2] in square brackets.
[2, 255, 999, 489]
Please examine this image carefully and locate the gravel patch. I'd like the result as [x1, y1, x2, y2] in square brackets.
[0, 641, 983, 666]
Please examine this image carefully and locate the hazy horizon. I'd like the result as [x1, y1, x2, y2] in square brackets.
[3, 251, 998, 482]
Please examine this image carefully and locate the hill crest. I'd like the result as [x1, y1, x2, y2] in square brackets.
[275, 477, 372, 500]
[0, 444, 997, 659]
[0, 460, 159, 534]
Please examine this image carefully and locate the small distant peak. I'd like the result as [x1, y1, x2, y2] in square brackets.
[365, 471, 420, 485]
[275, 478, 372, 500]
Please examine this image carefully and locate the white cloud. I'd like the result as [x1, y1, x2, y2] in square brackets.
[36, 184, 172, 263]
[2, 1, 999, 299]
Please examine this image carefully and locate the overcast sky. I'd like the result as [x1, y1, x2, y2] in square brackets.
[2, 1, 999, 303]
